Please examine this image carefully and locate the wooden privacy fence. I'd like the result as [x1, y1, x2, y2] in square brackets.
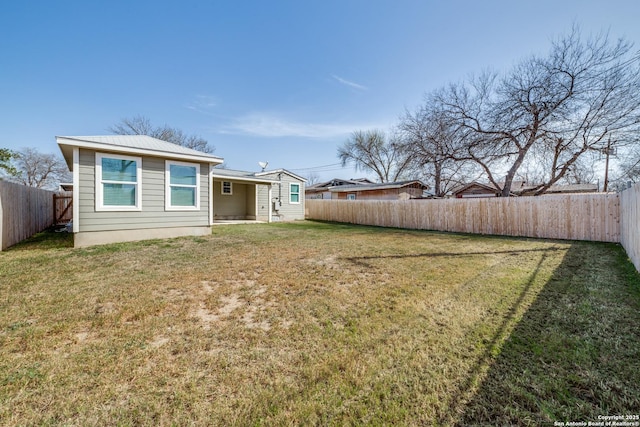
[0, 181, 55, 250]
[54, 192, 73, 225]
[620, 185, 640, 272]
[306, 193, 621, 243]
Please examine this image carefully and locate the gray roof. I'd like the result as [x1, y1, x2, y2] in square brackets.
[451, 180, 599, 196]
[212, 168, 306, 184]
[57, 135, 223, 169]
[328, 180, 429, 192]
[451, 181, 501, 194]
[211, 168, 257, 178]
[211, 168, 279, 184]
[307, 178, 373, 190]
[546, 183, 599, 193]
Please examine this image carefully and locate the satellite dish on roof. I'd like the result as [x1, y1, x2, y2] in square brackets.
[258, 161, 269, 171]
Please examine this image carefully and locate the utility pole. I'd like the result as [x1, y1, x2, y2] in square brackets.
[603, 136, 614, 193]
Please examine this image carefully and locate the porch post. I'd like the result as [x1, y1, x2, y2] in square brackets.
[72, 147, 79, 233]
[254, 184, 259, 221]
[268, 185, 273, 223]
[209, 173, 214, 225]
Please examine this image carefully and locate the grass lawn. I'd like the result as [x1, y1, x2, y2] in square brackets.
[1, 221, 639, 425]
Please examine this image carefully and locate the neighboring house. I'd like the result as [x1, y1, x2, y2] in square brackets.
[306, 178, 375, 199]
[451, 180, 599, 198]
[522, 183, 599, 195]
[451, 182, 503, 198]
[57, 135, 305, 248]
[211, 168, 306, 222]
[307, 179, 430, 200]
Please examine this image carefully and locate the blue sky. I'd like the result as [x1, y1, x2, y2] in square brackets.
[2, 0, 639, 182]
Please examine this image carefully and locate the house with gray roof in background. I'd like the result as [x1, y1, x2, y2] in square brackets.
[306, 178, 430, 200]
[57, 135, 305, 248]
[450, 180, 599, 198]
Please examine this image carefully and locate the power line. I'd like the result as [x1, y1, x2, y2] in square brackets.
[289, 161, 353, 172]
[289, 162, 343, 171]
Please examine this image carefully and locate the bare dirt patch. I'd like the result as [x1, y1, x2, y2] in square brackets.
[149, 336, 169, 349]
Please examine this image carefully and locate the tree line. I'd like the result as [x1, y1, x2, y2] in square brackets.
[338, 27, 640, 196]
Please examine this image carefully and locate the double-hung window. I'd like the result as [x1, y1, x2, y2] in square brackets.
[96, 153, 142, 211]
[290, 183, 300, 204]
[166, 161, 200, 210]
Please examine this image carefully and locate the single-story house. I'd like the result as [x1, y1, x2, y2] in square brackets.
[57, 135, 305, 247]
[306, 178, 375, 199]
[522, 183, 599, 195]
[306, 179, 430, 200]
[451, 180, 599, 198]
[451, 182, 503, 198]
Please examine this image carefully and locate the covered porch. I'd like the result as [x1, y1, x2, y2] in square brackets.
[211, 171, 276, 223]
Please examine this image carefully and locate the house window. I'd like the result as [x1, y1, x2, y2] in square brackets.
[347, 193, 356, 200]
[290, 183, 300, 204]
[221, 181, 233, 195]
[166, 161, 200, 210]
[96, 153, 142, 211]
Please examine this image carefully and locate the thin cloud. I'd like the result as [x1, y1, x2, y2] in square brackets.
[186, 94, 218, 114]
[219, 112, 380, 138]
[331, 74, 368, 91]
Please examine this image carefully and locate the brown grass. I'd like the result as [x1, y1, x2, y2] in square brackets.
[1, 221, 639, 425]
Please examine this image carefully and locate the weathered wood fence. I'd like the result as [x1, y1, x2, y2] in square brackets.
[54, 192, 73, 225]
[0, 181, 55, 250]
[306, 193, 621, 242]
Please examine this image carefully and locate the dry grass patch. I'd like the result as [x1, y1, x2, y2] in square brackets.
[1, 221, 639, 425]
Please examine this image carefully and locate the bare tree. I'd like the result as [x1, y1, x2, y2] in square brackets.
[306, 172, 321, 185]
[436, 27, 640, 196]
[397, 102, 477, 196]
[337, 129, 413, 183]
[109, 115, 215, 153]
[9, 148, 70, 189]
[612, 145, 640, 185]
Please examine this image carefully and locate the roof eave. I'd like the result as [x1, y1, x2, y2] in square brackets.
[255, 169, 307, 182]
[211, 173, 278, 184]
[56, 136, 224, 165]
[329, 181, 428, 192]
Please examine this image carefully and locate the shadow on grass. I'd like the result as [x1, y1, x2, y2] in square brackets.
[452, 243, 640, 425]
[426, 249, 550, 425]
[6, 227, 73, 251]
[342, 237, 640, 424]
[344, 246, 566, 268]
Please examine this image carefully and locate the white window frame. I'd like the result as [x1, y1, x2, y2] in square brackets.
[165, 160, 200, 211]
[347, 193, 356, 200]
[221, 181, 233, 195]
[289, 182, 301, 204]
[95, 152, 142, 211]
